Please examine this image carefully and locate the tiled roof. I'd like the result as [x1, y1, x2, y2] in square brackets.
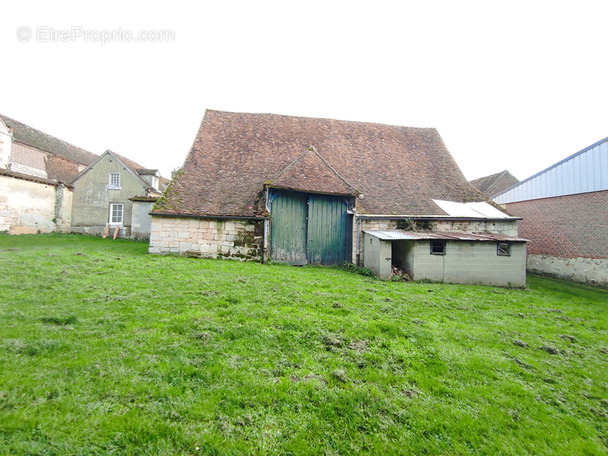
[109, 151, 147, 177]
[153, 110, 489, 217]
[45, 155, 82, 183]
[0, 167, 72, 187]
[268, 146, 358, 195]
[470, 170, 519, 197]
[0, 113, 97, 166]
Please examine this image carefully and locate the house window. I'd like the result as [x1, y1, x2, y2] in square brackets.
[430, 240, 446, 255]
[109, 172, 120, 189]
[497, 242, 511, 256]
[109, 203, 124, 225]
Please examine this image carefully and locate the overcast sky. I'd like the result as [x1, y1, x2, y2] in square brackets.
[2, 1, 607, 182]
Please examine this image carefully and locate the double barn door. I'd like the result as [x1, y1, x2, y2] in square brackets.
[270, 190, 351, 265]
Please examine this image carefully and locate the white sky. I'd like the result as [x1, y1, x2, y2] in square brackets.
[2, 0, 607, 181]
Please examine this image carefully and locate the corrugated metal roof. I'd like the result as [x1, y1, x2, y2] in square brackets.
[432, 199, 513, 218]
[494, 136, 608, 204]
[364, 230, 527, 242]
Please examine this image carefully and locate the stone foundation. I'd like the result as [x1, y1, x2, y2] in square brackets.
[527, 255, 608, 288]
[149, 216, 264, 260]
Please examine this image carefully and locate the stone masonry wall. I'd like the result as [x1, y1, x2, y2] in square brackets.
[149, 216, 264, 260]
[0, 174, 64, 233]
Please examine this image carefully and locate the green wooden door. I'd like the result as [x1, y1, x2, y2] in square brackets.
[269, 190, 308, 265]
[307, 194, 348, 265]
[270, 190, 350, 265]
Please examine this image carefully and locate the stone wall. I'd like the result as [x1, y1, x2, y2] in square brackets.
[149, 216, 265, 260]
[0, 174, 71, 233]
[527, 255, 608, 288]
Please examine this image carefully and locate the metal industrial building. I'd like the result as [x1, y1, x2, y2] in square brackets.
[494, 136, 608, 287]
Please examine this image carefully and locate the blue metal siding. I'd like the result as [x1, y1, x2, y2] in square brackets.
[495, 136, 608, 203]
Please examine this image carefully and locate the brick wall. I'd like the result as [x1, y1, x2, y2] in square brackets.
[504, 190, 608, 259]
[149, 216, 264, 260]
[10, 143, 48, 178]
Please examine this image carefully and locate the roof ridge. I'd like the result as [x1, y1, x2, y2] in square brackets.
[267, 146, 359, 195]
[308, 146, 359, 194]
[0, 113, 97, 165]
[205, 109, 437, 132]
[269, 148, 310, 183]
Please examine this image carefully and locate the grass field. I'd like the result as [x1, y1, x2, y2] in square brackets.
[0, 234, 606, 455]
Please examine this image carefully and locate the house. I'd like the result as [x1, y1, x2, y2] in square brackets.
[470, 170, 519, 198]
[0, 113, 97, 233]
[494, 136, 608, 287]
[70, 150, 168, 239]
[150, 110, 526, 286]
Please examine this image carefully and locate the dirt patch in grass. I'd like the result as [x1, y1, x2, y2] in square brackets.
[40, 315, 77, 326]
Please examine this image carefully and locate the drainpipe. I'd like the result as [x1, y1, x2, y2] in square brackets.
[356, 216, 362, 266]
[262, 187, 270, 263]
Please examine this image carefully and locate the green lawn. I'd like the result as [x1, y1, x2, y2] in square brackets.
[0, 234, 606, 455]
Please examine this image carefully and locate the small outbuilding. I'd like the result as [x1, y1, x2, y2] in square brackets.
[364, 230, 527, 287]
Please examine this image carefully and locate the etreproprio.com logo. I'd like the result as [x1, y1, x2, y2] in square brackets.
[16, 26, 175, 45]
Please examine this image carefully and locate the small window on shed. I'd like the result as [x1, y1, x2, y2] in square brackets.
[497, 242, 511, 256]
[430, 240, 446, 255]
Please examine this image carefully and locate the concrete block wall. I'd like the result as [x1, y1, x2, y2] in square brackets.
[354, 217, 520, 265]
[353, 218, 399, 264]
[149, 216, 264, 260]
[404, 241, 527, 287]
[362, 233, 392, 279]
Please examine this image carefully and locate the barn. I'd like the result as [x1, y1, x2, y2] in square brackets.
[150, 110, 526, 286]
